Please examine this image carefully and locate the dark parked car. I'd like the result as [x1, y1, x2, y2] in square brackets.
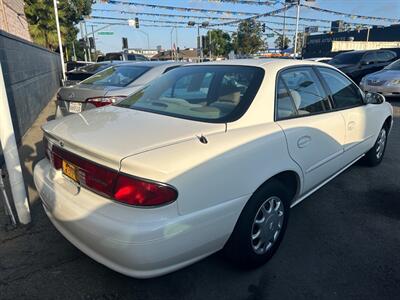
[65, 62, 125, 86]
[329, 49, 398, 84]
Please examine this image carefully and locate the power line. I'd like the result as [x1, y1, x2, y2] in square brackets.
[91, 8, 331, 29]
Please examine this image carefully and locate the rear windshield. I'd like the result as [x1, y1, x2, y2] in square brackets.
[81, 66, 150, 87]
[77, 63, 111, 73]
[116, 65, 264, 123]
[330, 52, 365, 65]
[385, 59, 400, 70]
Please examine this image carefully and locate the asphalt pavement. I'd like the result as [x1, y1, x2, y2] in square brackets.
[0, 100, 399, 300]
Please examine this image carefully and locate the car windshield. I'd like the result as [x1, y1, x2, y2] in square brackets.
[330, 52, 365, 65]
[385, 59, 400, 70]
[80, 66, 150, 87]
[116, 65, 264, 122]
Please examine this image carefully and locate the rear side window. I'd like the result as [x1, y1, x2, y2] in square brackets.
[377, 51, 396, 63]
[317, 68, 364, 109]
[276, 79, 297, 120]
[278, 67, 331, 116]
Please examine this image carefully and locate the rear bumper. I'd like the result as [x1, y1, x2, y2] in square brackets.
[360, 84, 400, 97]
[33, 159, 246, 278]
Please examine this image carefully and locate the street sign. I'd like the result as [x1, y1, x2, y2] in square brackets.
[98, 31, 114, 36]
[266, 33, 275, 38]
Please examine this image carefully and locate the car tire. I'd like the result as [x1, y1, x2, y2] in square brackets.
[223, 179, 290, 269]
[363, 125, 388, 167]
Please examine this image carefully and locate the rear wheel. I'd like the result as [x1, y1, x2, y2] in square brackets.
[364, 126, 388, 167]
[223, 180, 290, 269]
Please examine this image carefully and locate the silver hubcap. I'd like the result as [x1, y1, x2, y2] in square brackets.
[251, 196, 284, 255]
[376, 128, 387, 159]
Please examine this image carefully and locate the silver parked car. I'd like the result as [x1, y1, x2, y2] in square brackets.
[56, 61, 184, 118]
[360, 59, 400, 97]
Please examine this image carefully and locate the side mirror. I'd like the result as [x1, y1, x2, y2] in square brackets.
[365, 92, 385, 104]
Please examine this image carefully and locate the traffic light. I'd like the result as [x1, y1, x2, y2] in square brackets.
[88, 37, 95, 49]
[134, 17, 139, 29]
[78, 38, 86, 47]
[122, 37, 128, 49]
[262, 23, 266, 33]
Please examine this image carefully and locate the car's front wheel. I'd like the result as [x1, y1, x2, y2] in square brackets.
[364, 126, 388, 167]
[223, 179, 290, 269]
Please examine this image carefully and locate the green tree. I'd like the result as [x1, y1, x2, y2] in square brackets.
[24, 0, 92, 58]
[274, 35, 291, 50]
[232, 19, 265, 55]
[203, 29, 232, 58]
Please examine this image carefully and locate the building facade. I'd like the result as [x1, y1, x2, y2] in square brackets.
[303, 24, 400, 58]
[0, 0, 31, 41]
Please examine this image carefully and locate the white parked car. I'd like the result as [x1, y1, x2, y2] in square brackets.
[305, 57, 332, 63]
[34, 59, 393, 278]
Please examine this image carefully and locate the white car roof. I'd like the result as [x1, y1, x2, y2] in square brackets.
[188, 58, 330, 70]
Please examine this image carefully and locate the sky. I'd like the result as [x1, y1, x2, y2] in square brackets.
[85, 0, 400, 54]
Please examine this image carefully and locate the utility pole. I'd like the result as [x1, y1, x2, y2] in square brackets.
[170, 27, 174, 60]
[91, 25, 97, 60]
[53, 0, 66, 82]
[282, 3, 287, 53]
[84, 21, 92, 62]
[72, 41, 77, 61]
[175, 26, 178, 61]
[293, 0, 301, 57]
[209, 30, 212, 60]
[80, 22, 87, 62]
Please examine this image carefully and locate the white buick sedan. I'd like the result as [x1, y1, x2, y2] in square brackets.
[34, 59, 393, 278]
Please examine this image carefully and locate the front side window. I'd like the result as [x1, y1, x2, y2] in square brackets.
[117, 65, 264, 122]
[81, 66, 150, 87]
[318, 67, 364, 109]
[362, 52, 377, 63]
[278, 67, 331, 116]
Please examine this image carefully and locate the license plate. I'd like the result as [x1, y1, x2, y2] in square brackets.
[62, 160, 78, 182]
[69, 102, 82, 113]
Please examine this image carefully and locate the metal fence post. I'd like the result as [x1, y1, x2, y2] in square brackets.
[0, 62, 31, 224]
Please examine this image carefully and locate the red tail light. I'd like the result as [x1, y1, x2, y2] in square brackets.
[44, 137, 177, 206]
[114, 176, 177, 206]
[86, 96, 126, 108]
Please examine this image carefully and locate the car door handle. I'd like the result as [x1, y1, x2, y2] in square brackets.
[297, 136, 311, 148]
[348, 121, 356, 131]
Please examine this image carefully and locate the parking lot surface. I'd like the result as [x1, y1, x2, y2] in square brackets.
[0, 100, 399, 300]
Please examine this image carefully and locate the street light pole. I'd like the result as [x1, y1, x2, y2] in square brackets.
[84, 21, 92, 62]
[53, 0, 66, 82]
[80, 22, 87, 62]
[293, 0, 301, 57]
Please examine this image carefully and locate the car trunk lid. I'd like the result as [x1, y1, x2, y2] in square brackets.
[43, 106, 226, 170]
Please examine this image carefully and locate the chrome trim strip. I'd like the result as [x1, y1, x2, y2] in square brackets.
[291, 154, 365, 208]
